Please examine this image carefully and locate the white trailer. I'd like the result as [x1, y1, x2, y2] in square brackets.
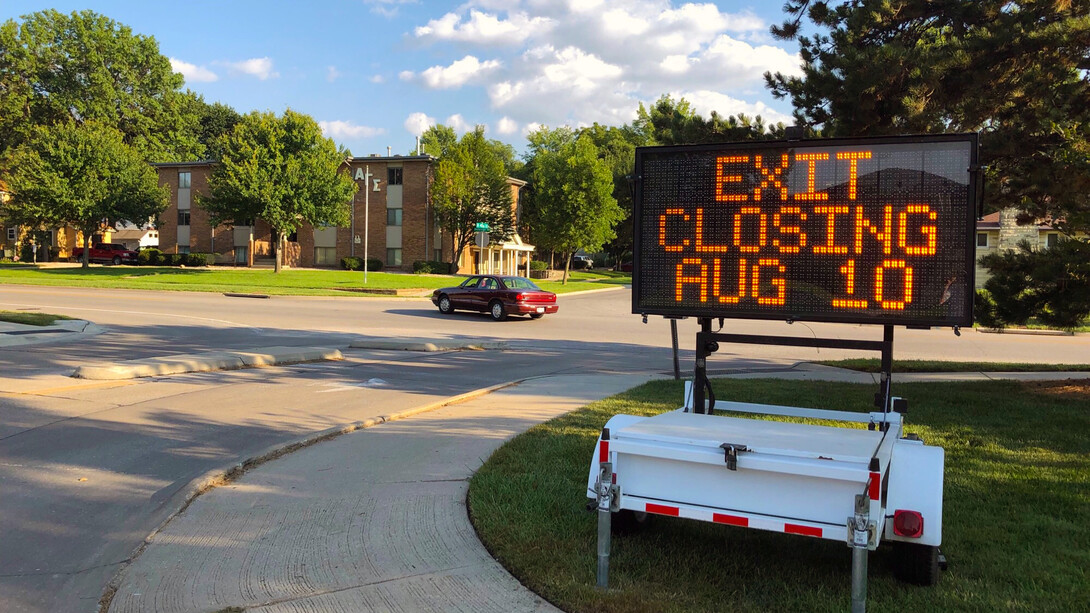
[588, 335, 947, 612]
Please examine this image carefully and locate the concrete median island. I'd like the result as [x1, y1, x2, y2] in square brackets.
[72, 346, 344, 380]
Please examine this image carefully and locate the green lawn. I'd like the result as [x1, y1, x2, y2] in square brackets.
[0, 310, 74, 326]
[468, 378, 1090, 613]
[815, 359, 1090, 372]
[0, 265, 626, 296]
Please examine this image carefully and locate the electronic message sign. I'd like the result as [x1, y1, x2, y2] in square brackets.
[633, 134, 978, 327]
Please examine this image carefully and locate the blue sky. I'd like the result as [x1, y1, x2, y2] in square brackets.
[1, 1, 803, 156]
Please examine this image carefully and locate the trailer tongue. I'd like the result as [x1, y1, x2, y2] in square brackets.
[590, 134, 978, 611]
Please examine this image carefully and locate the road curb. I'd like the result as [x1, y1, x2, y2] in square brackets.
[73, 346, 343, 380]
[349, 338, 507, 352]
[223, 292, 270, 299]
[98, 377, 523, 613]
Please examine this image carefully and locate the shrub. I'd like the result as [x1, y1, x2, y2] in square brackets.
[341, 256, 362, 271]
[974, 289, 1003, 329]
[530, 260, 548, 271]
[185, 253, 215, 266]
[137, 248, 162, 266]
[160, 253, 177, 266]
[365, 257, 384, 272]
[413, 260, 451, 274]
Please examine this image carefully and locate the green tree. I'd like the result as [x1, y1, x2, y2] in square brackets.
[527, 127, 622, 284]
[5, 122, 168, 267]
[430, 126, 516, 274]
[578, 122, 654, 266]
[765, 0, 1090, 324]
[201, 109, 358, 273]
[978, 238, 1090, 330]
[0, 9, 203, 164]
[196, 101, 242, 160]
[635, 94, 788, 146]
[418, 125, 459, 158]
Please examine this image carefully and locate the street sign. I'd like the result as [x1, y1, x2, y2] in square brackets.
[476, 231, 489, 249]
[474, 222, 490, 232]
[632, 133, 979, 327]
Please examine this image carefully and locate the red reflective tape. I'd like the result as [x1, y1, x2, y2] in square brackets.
[645, 503, 680, 517]
[713, 513, 749, 527]
[611, 473, 616, 484]
[785, 523, 823, 538]
[599, 440, 609, 463]
[869, 471, 881, 500]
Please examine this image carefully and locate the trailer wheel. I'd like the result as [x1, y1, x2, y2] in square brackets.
[611, 509, 650, 535]
[892, 541, 941, 586]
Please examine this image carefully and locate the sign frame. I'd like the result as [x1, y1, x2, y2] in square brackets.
[631, 133, 980, 327]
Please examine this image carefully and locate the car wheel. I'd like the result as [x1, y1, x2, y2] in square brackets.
[112, 256, 121, 265]
[438, 295, 454, 314]
[529, 313, 544, 319]
[489, 300, 507, 321]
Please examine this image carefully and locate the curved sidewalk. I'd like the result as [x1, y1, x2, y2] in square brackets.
[106, 373, 655, 613]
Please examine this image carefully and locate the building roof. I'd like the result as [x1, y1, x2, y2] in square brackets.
[151, 160, 217, 168]
[976, 211, 1056, 231]
[347, 155, 435, 163]
[112, 228, 155, 240]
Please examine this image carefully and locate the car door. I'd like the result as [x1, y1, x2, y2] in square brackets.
[451, 277, 481, 309]
[476, 277, 500, 311]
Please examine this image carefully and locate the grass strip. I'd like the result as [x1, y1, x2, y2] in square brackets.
[815, 359, 1090, 373]
[0, 310, 74, 326]
[468, 378, 1090, 613]
[0, 266, 618, 296]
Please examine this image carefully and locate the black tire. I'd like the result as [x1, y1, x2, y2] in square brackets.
[892, 541, 941, 586]
[529, 313, 544, 319]
[611, 509, 650, 535]
[489, 300, 507, 321]
[438, 295, 454, 314]
[112, 256, 121, 265]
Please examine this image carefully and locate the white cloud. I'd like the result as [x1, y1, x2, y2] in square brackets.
[414, 55, 502, 89]
[496, 116, 519, 135]
[370, 74, 385, 84]
[219, 57, 279, 80]
[362, 0, 418, 18]
[398, 70, 415, 82]
[404, 112, 436, 135]
[414, 10, 552, 45]
[169, 58, 217, 83]
[446, 114, 473, 134]
[327, 66, 341, 82]
[397, 2, 798, 135]
[676, 89, 794, 125]
[319, 120, 386, 140]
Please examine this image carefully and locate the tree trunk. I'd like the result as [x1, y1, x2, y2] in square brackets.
[82, 228, 91, 268]
[562, 253, 571, 285]
[274, 232, 284, 273]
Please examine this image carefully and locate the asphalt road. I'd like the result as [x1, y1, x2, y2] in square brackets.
[1, 283, 1088, 612]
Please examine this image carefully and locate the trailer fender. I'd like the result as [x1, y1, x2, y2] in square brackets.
[586, 414, 646, 499]
[884, 441, 944, 547]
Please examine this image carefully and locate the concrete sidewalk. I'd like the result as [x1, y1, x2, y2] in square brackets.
[105, 373, 656, 613]
[102, 367, 1090, 612]
[0, 318, 102, 348]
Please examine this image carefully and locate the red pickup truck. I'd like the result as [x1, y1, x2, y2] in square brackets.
[71, 243, 139, 265]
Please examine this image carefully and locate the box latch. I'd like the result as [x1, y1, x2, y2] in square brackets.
[719, 443, 749, 470]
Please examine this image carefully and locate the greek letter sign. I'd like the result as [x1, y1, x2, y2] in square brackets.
[633, 134, 978, 326]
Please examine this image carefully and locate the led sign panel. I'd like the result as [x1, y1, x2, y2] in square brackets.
[633, 134, 978, 326]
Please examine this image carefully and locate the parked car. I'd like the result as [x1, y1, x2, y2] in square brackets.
[431, 275, 559, 321]
[572, 254, 594, 270]
[619, 261, 633, 272]
[70, 243, 138, 265]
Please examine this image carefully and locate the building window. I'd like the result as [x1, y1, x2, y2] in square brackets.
[178, 245, 190, 254]
[386, 248, 402, 266]
[6, 227, 15, 241]
[314, 247, 338, 266]
[179, 172, 191, 189]
[386, 208, 402, 226]
[178, 210, 191, 226]
[1046, 233, 1059, 248]
[976, 232, 988, 247]
[387, 167, 403, 185]
[434, 249, 442, 262]
[235, 246, 249, 264]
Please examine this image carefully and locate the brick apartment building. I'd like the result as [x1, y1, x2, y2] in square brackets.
[154, 156, 534, 273]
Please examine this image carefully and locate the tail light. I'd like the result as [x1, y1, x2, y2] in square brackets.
[514, 292, 526, 301]
[893, 509, 924, 538]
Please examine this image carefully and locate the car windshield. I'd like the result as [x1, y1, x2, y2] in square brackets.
[502, 277, 541, 290]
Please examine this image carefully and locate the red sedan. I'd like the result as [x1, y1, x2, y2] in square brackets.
[431, 275, 559, 321]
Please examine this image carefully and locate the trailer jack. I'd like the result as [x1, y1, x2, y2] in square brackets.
[848, 494, 874, 613]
